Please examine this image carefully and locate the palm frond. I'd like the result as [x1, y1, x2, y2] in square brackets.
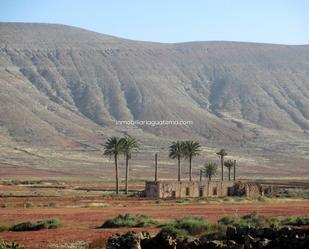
[168, 141, 185, 159]
[183, 140, 201, 158]
[121, 136, 139, 159]
[204, 162, 218, 178]
[103, 136, 124, 157]
[216, 148, 227, 157]
[224, 159, 234, 169]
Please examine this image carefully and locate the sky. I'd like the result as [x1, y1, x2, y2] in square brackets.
[0, 0, 308, 44]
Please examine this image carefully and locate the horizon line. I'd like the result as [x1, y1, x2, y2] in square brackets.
[1, 21, 308, 46]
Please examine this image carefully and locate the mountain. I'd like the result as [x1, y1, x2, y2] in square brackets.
[0, 23, 308, 178]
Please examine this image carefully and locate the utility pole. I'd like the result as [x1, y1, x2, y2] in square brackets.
[155, 153, 158, 182]
[233, 160, 236, 181]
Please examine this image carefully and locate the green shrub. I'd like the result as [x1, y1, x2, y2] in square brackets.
[218, 215, 239, 226]
[157, 226, 189, 240]
[219, 213, 309, 228]
[218, 212, 270, 228]
[0, 223, 11, 232]
[207, 223, 227, 239]
[25, 203, 34, 208]
[162, 216, 209, 236]
[11, 219, 61, 231]
[47, 202, 56, 208]
[280, 216, 309, 226]
[276, 189, 309, 198]
[0, 241, 25, 249]
[101, 214, 158, 228]
[223, 197, 233, 202]
[257, 196, 267, 202]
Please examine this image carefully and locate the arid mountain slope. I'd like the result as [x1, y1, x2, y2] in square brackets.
[0, 23, 308, 176]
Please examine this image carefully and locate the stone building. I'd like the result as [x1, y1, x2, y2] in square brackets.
[145, 180, 265, 198]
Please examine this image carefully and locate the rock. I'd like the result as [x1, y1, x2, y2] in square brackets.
[234, 244, 245, 249]
[257, 238, 271, 249]
[238, 226, 251, 237]
[244, 235, 257, 249]
[104, 226, 309, 249]
[226, 226, 238, 239]
[186, 239, 201, 249]
[226, 240, 237, 247]
[263, 227, 278, 239]
[146, 229, 177, 249]
[106, 231, 150, 249]
[207, 240, 224, 249]
[256, 228, 264, 237]
[280, 226, 292, 237]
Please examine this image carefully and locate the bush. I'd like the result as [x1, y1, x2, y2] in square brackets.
[157, 226, 189, 240]
[280, 216, 309, 226]
[0, 223, 11, 232]
[11, 219, 61, 231]
[25, 203, 34, 208]
[223, 197, 233, 202]
[0, 241, 25, 249]
[218, 212, 270, 228]
[257, 196, 267, 202]
[101, 214, 158, 228]
[162, 216, 209, 236]
[217, 215, 239, 226]
[218, 213, 309, 228]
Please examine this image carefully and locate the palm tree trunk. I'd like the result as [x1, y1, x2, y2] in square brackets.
[228, 168, 231, 181]
[125, 154, 129, 195]
[233, 160, 236, 181]
[178, 155, 181, 181]
[155, 153, 158, 182]
[189, 156, 192, 181]
[114, 154, 119, 194]
[221, 156, 224, 181]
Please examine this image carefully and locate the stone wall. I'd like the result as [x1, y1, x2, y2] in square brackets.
[145, 181, 160, 198]
[229, 181, 265, 197]
[106, 226, 309, 249]
[145, 181, 235, 198]
[145, 181, 267, 198]
[245, 183, 263, 197]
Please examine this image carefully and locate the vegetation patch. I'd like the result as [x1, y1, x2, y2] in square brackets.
[157, 226, 190, 240]
[101, 214, 158, 228]
[161, 216, 209, 236]
[218, 212, 309, 228]
[280, 215, 309, 226]
[218, 212, 275, 228]
[275, 188, 309, 199]
[0, 241, 25, 249]
[0, 223, 11, 232]
[10, 218, 61, 232]
[159, 214, 309, 242]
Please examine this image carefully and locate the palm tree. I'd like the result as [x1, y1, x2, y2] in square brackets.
[183, 141, 201, 181]
[121, 136, 139, 195]
[204, 162, 218, 181]
[216, 149, 227, 181]
[169, 141, 185, 181]
[224, 159, 234, 181]
[103, 136, 124, 194]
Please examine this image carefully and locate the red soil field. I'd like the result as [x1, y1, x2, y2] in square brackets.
[0, 199, 308, 249]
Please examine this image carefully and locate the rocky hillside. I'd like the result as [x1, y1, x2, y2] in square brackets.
[0, 23, 308, 176]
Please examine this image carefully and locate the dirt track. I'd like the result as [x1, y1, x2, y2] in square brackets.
[0, 199, 308, 249]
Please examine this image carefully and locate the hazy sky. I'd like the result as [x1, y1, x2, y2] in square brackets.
[0, 0, 308, 44]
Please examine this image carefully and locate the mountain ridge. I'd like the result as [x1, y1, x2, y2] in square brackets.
[0, 22, 308, 176]
[1, 22, 309, 46]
